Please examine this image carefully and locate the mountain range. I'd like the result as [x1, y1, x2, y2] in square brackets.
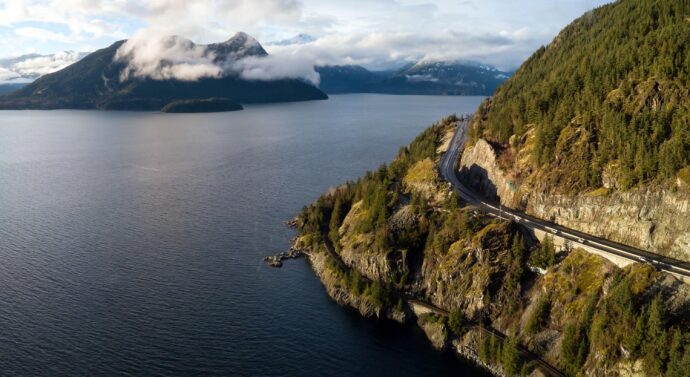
[0, 33, 327, 111]
[0, 32, 511, 102]
[317, 60, 510, 96]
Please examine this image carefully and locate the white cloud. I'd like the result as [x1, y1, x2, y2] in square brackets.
[114, 33, 222, 81]
[231, 54, 319, 85]
[113, 31, 319, 84]
[0, 66, 20, 82]
[264, 30, 542, 71]
[0, 0, 614, 71]
[12, 50, 82, 75]
[0, 50, 84, 83]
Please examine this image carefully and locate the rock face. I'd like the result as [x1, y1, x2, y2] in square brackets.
[307, 249, 381, 318]
[337, 202, 400, 283]
[420, 222, 517, 322]
[525, 190, 690, 260]
[459, 138, 690, 261]
[302, 244, 406, 323]
[460, 139, 518, 205]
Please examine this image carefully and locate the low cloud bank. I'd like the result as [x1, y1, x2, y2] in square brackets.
[229, 54, 319, 85]
[0, 51, 84, 83]
[114, 34, 222, 81]
[114, 33, 319, 85]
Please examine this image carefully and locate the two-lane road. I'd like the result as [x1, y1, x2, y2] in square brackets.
[441, 122, 690, 282]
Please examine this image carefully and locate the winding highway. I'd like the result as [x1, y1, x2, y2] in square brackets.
[440, 121, 690, 283]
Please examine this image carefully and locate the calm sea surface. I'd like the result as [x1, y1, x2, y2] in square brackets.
[0, 94, 489, 376]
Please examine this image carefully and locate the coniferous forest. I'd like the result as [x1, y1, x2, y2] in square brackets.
[473, 0, 690, 191]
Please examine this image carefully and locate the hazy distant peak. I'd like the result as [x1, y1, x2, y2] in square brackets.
[410, 59, 497, 71]
[268, 33, 317, 46]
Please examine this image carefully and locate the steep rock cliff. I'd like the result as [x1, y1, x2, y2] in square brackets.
[459, 138, 690, 261]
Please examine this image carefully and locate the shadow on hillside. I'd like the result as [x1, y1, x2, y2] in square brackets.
[458, 163, 500, 203]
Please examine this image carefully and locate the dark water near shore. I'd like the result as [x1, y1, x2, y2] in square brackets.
[0, 94, 489, 376]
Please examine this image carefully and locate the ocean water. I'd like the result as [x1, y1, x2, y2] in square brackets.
[0, 94, 489, 376]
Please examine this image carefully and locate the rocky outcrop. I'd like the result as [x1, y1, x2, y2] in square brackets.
[459, 138, 690, 261]
[453, 332, 507, 377]
[263, 246, 305, 267]
[336, 202, 399, 282]
[420, 221, 519, 323]
[303, 245, 406, 322]
[338, 247, 399, 283]
[417, 314, 449, 350]
[307, 248, 380, 318]
[460, 139, 519, 205]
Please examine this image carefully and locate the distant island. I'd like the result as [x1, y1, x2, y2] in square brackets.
[0, 33, 327, 112]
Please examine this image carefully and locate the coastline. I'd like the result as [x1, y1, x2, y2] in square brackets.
[293, 235, 512, 377]
[288, 116, 690, 377]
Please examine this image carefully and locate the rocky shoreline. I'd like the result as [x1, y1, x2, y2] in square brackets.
[263, 244, 306, 268]
[282, 118, 689, 377]
[293, 237, 510, 377]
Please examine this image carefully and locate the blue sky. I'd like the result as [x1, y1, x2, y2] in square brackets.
[0, 0, 612, 69]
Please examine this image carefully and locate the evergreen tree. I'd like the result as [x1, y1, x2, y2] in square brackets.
[489, 333, 499, 363]
[529, 235, 556, 269]
[561, 324, 580, 376]
[525, 294, 552, 335]
[479, 332, 491, 363]
[329, 197, 343, 246]
[644, 295, 667, 374]
[665, 328, 685, 377]
[502, 336, 521, 376]
[448, 309, 464, 336]
[627, 311, 646, 358]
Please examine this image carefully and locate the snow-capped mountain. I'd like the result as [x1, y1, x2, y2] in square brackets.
[268, 33, 316, 46]
[317, 59, 512, 95]
[207, 32, 268, 61]
[400, 59, 510, 87]
[0, 32, 326, 109]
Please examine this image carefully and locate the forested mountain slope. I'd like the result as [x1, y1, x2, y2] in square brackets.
[464, 0, 690, 260]
[472, 0, 690, 191]
[296, 117, 690, 377]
